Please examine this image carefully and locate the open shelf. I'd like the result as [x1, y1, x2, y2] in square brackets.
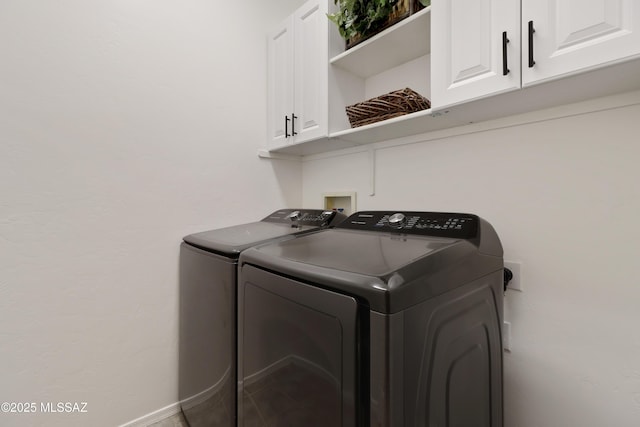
[329, 7, 431, 79]
[270, 109, 466, 156]
[330, 108, 435, 142]
[262, 1, 640, 159]
[264, 57, 640, 157]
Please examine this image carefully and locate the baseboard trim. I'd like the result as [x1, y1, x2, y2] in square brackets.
[118, 402, 181, 427]
[180, 366, 230, 410]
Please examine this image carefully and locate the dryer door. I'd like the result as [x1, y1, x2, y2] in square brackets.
[238, 265, 359, 427]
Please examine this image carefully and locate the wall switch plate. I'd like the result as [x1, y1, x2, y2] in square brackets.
[503, 321, 512, 352]
[504, 260, 523, 292]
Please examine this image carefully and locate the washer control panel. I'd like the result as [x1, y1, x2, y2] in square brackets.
[338, 211, 479, 239]
[262, 209, 340, 227]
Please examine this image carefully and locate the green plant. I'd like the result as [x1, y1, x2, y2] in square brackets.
[328, 0, 400, 41]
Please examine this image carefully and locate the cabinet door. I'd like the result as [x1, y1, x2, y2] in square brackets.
[292, 0, 328, 143]
[523, 0, 640, 86]
[267, 16, 294, 149]
[431, 0, 520, 109]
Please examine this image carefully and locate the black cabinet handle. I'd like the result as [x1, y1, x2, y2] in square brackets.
[284, 115, 290, 138]
[528, 20, 536, 68]
[502, 31, 510, 76]
[291, 113, 297, 136]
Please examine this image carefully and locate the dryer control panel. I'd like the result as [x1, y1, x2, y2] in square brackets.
[337, 211, 479, 239]
[262, 209, 342, 227]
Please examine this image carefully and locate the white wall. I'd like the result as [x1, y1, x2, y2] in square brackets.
[0, 1, 304, 426]
[303, 93, 640, 426]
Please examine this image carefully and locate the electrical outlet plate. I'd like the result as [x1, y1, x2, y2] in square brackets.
[503, 321, 512, 352]
[504, 261, 523, 292]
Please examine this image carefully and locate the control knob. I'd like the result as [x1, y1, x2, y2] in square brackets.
[388, 213, 406, 229]
[320, 210, 334, 222]
[288, 210, 301, 221]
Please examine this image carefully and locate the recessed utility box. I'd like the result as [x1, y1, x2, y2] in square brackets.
[323, 192, 357, 216]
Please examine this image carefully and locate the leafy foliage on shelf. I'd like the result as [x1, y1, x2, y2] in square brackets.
[328, 0, 431, 42]
[327, 0, 400, 41]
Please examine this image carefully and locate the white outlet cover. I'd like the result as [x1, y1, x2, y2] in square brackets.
[503, 321, 512, 352]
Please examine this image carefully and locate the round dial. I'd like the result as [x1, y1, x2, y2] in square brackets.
[288, 211, 301, 221]
[388, 213, 406, 228]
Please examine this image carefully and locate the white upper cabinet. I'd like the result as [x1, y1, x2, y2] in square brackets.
[264, 0, 640, 155]
[523, 0, 640, 86]
[432, 0, 640, 109]
[267, 0, 328, 150]
[293, 1, 329, 142]
[431, 0, 520, 109]
[267, 17, 294, 149]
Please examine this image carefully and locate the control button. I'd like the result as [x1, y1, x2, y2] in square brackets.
[288, 211, 301, 221]
[319, 211, 334, 222]
[388, 213, 406, 229]
[316, 210, 332, 224]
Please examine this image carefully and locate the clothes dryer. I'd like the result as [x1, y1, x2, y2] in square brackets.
[237, 211, 504, 427]
[179, 209, 344, 427]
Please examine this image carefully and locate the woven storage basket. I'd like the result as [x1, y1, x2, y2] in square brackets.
[345, 88, 431, 128]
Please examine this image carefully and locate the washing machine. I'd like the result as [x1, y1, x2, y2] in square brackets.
[179, 208, 345, 427]
[237, 210, 504, 427]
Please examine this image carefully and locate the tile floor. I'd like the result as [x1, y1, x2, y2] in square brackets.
[148, 411, 188, 427]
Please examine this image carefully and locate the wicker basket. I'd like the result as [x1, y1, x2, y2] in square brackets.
[346, 0, 425, 49]
[345, 88, 431, 128]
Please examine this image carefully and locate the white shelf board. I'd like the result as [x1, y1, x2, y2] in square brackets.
[265, 56, 640, 157]
[269, 109, 469, 156]
[330, 7, 431, 79]
[330, 109, 436, 142]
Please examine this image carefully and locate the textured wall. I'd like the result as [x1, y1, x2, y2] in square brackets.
[0, 1, 303, 426]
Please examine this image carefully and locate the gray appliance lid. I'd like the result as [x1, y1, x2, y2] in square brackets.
[182, 209, 343, 257]
[256, 228, 457, 276]
[240, 210, 503, 313]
